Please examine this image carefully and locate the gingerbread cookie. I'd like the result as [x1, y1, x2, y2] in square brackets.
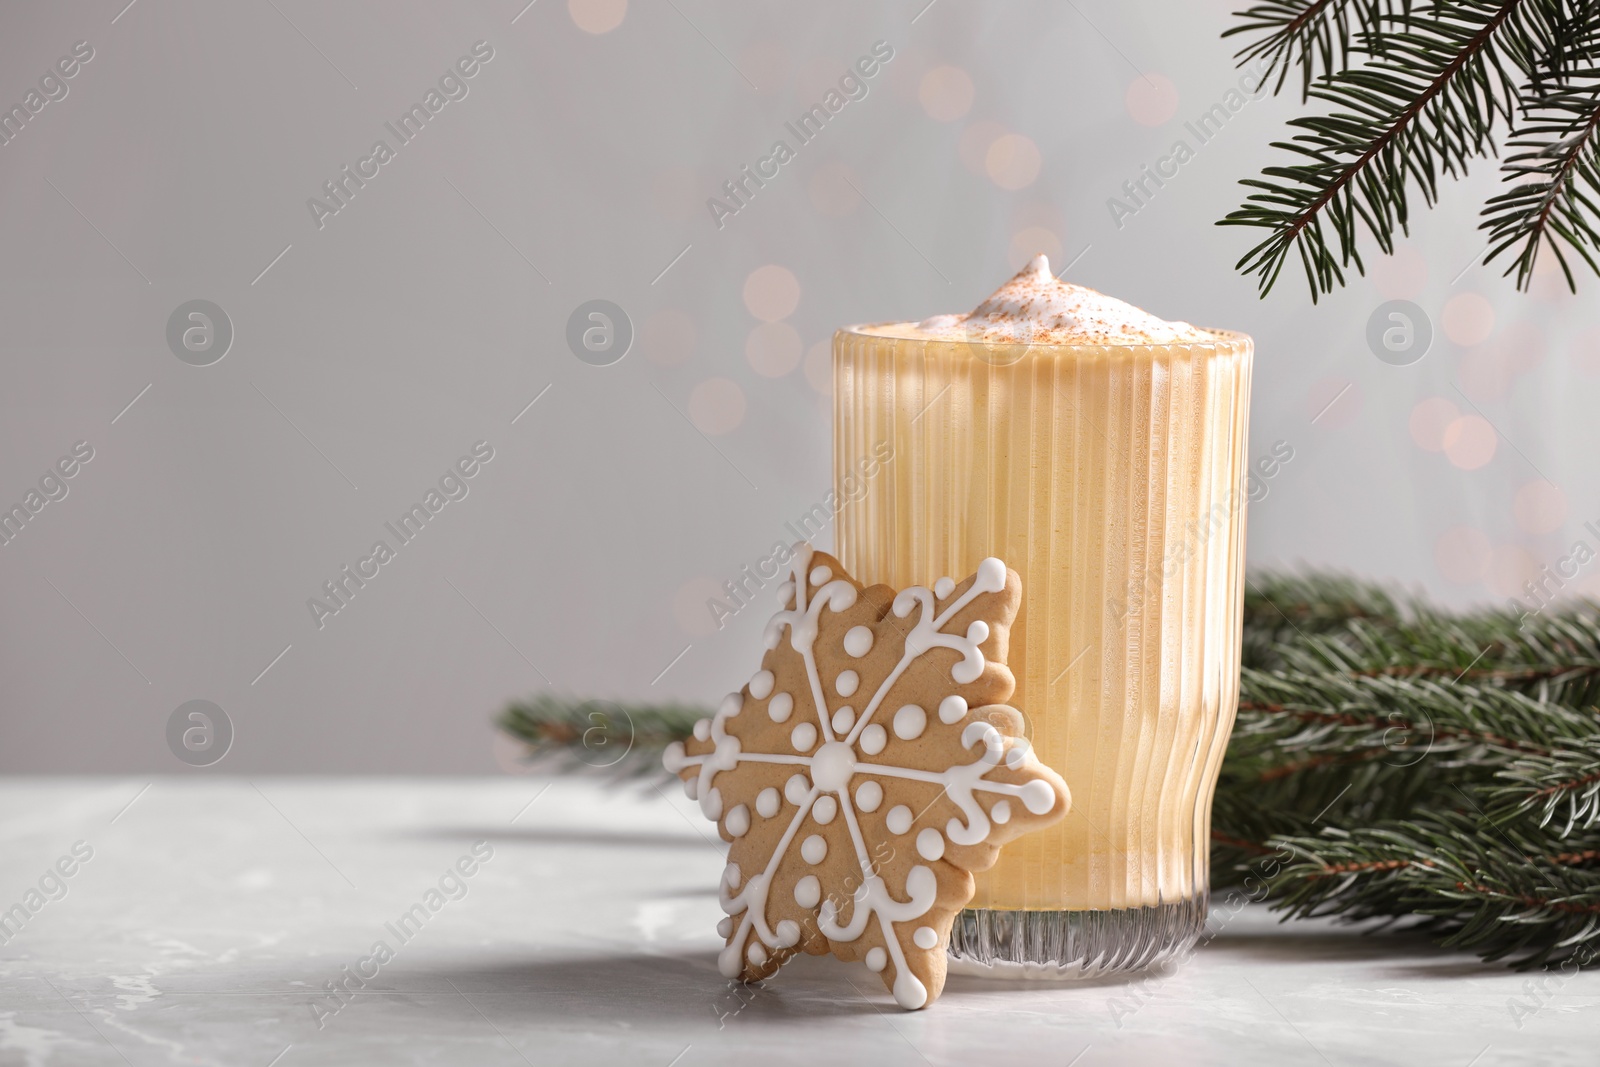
[664, 543, 1070, 1009]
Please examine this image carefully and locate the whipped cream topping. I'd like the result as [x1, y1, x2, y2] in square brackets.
[871, 254, 1210, 346]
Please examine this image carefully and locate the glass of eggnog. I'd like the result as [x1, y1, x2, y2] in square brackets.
[833, 255, 1252, 976]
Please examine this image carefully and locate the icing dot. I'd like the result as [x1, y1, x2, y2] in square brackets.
[662, 741, 686, 773]
[991, 799, 1012, 824]
[717, 916, 733, 938]
[916, 828, 946, 860]
[768, 692, 794, 723]
[720, 692, 743, 718]
[748, 941, 768, 965]
[703, 787, 723, 820]
[938, 695, 968, 724]
[693, 719, 711, 742]
[791, 722, 818, 751]
[1021, 779, 1055, 815]
[859, 724, 887, 755]
[855, 780, 883, 812]
[801, 834, 828, 864]
[969, 620, 990, 644]
[831, 705, 856, 733]
[749, 670, 775, 700]
[976, 557, 1006, 591]
[893, 704, 927, 741]
[886, 805, 913, 835]
[843, 625, 874, 657]
[934, 576, 956, 598]
[723, 863, 742, 890]
[725, 804, 750, 837]
[756, 788, 780, 818]
[778, 579, 795, 604]
[785, 774, 811, 806]
[835, 670, 859, 697]
[865, 946, 887, 972]
[1006, 741, 1031, 769]
[913, 926, 940, 950]
[776, 919, 801, 948]
[684, 776, 699, 800]
[809, 566, 833, 586]
[794, 874, 821, 908]
[812, 794, 838, 825]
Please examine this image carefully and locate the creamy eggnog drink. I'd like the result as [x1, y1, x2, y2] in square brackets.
[834, 256, 1252, 975]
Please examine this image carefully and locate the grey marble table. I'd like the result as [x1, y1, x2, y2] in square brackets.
[0, 777, 1594, 1066]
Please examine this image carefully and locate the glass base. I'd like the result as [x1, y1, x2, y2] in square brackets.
[946, 894, 1208, 980]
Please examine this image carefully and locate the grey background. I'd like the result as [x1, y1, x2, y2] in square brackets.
[2, 0, 1595, 774]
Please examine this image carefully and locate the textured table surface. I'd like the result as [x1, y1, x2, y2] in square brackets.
[1, 777, 1595, 1066]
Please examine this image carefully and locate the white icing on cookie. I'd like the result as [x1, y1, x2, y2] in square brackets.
[809, 566, 832, 586]
[913, 926, 939, 950]
[893, 704, 926, 741]
[811, 741, 855, 793]
[768, 692, 794, 723]
[859, 724, 887, 755]
[812, 794, 838, 825]
[718, 916, 733, 938]
[1020, 779, 1056, 814]
[938, 695, 968, 725]
[991, 799, 1011, 824]
[756, 788, 780, 818]
[855, 780, 883, 813]
[749, 671, 775, 700]
[885, 805, 913, 835]
[801, 834, 828, 864]
[844, 625, 874, 657]
[784, 774, 810, 806]
[836, 670, 859, 697]
[831, 705, 856, 734]
[916, 828, 945, 861]
[791, 722, 817, 751]
[933, 577, 956, 598]
[794, 874, 821, 908]
[865, 946, 887, 971]
[726, 804, 750, 837]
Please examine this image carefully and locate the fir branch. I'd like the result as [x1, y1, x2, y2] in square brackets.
[1269, 605, 1600, 707]
[1488, 739, 1600, 831]
[1224, 0, 1402, 97]
[1264, 811, 1600, 965]
[497, 694, 706, 775]
[1221, 0, 1529, 300]
[1482, 75, 1600, 289]
[1243, 571, 1412, 670]
[1238, 668, 1592, 761]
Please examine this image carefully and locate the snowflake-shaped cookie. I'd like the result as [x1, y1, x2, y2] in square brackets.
[664, 543, 1070, 1009]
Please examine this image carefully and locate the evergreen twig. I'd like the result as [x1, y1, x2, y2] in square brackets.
[1223, 0, 1600, 298]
